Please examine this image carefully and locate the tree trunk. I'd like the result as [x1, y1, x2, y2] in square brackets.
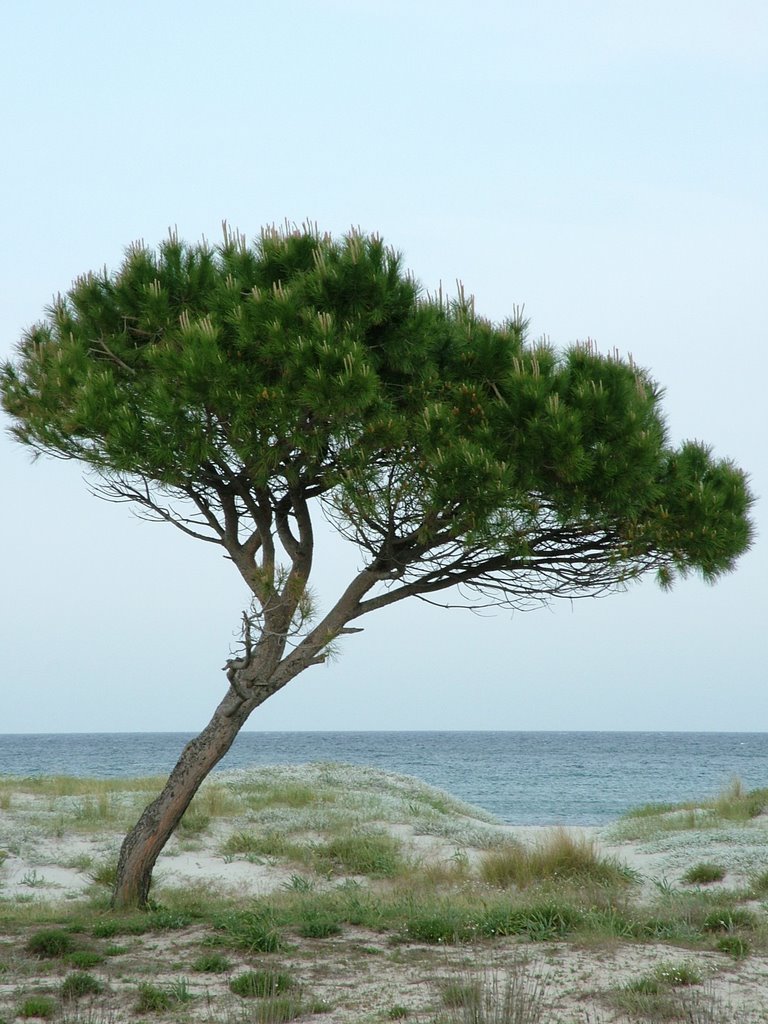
[111, 690, 256, 909]
[110, 572, 376, 909]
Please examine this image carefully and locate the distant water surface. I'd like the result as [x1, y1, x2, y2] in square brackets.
[0, 731, 766, 825]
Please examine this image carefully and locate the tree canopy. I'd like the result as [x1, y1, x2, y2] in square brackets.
[1, 224, 753, 906]
[3, 225, 752, 599]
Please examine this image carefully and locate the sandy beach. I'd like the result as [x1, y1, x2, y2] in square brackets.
[2, 765, 768, 1022]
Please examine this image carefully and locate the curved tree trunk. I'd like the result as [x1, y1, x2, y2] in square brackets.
[110, 571, 376, 909]
[111, 689, 258, 909]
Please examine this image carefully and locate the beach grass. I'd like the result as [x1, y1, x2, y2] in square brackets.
[609, 777, 768, 842]
[2, 768, 768, 1021]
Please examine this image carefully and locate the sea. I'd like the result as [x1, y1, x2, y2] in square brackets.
[0, 731, 766, 826]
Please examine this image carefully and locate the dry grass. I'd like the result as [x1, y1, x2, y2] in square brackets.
[479, 827, 633, 889]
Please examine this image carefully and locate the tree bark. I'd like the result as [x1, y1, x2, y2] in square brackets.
[111, 688, 258, 909]
[110, 570, 379, 909]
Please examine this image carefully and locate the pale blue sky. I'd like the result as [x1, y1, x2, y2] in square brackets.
[1, 0, 766, 733]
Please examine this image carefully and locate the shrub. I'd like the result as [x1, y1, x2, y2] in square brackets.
[92, 915, 148, 937]
[61, 971, 104, 999]
[653, 960, 703, 987]
[146, 907, 194, 930]
[479, 901, 582, 941]
[682, 862, 727, 885]
[402, 906, 475, 944]
[230, 969, 294, 998]
[25, 929, 74, 957]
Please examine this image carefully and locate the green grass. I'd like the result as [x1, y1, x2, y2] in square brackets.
[135, 981, 172, 1013]
[479, 828, 633, 889]
[192, 950, 232, 973]
[613, 777, 768, 841]
[67, 950, 105, 968]
[716, 935, 750, 958]
[25, 928, 75, 957]
[702, 907, 758, 932]
[441, 967, 546, 1024]
[229, 969, 295, 998]
[17, 995, 56, 1019]
[216, 907, 284, 952]
[682, 862, 727, 885]
[2, 767, 768, 1023]
[60, 970, 104, 999]
[311, 831, 406, 877]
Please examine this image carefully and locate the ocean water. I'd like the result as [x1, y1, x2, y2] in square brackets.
[0, 731, 766, 826]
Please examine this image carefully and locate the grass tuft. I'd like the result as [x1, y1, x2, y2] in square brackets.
[192, 951, 231, 973]
[18, 995, 57, 1019]
[25, 928, 74, 957]
[229, 969, 294, 998]
[61, 971, 104, 999]
[442, 966, 547, 1024]
[480, 828, 631, 889]
[682, 862, 727, 885]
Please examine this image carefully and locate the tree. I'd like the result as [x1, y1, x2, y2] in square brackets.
[1, 224, 753, 907]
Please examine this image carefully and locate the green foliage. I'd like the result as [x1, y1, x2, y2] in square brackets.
[442, 980, 482, 1008]
[229, 969, 294, 998]
[749, 869, 768, 895]
[716, 935, 750, 958]
[400, 897, 581, 944]
[60, 971, 104, 999]
[17, 995, 56, 1019]
[67, 950, 105, 968]
[702, 907, 757, 932]
[222, 831, 292, 859]
[479, 828, 632, 889]
[191, 951, 231, 973]
[611, 962, 715, 1021]
[682, 862, 726, 885]
[25, 928, 74, 957]
[614, 778, 768, 841]
[297, 911, 343, 938]
[441, 968, 546, 1024]
[311, 831, 405, 877]
[713, 778, 768, 820]
[251, 995, 306, 1023]
[135, 981, 172, 1012]
[2, 225, 752, 600]
[216, 908, 284, 952]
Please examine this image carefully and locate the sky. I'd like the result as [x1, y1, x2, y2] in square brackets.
[1, 0, 766, 734]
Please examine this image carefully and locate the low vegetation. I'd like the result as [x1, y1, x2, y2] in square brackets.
[682, 862, 727, 885]
[1, 767, 767, 1022]
[610, 777, 768, 841]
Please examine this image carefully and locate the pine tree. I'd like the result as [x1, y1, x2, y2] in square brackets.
[1, 224, 753, 907]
